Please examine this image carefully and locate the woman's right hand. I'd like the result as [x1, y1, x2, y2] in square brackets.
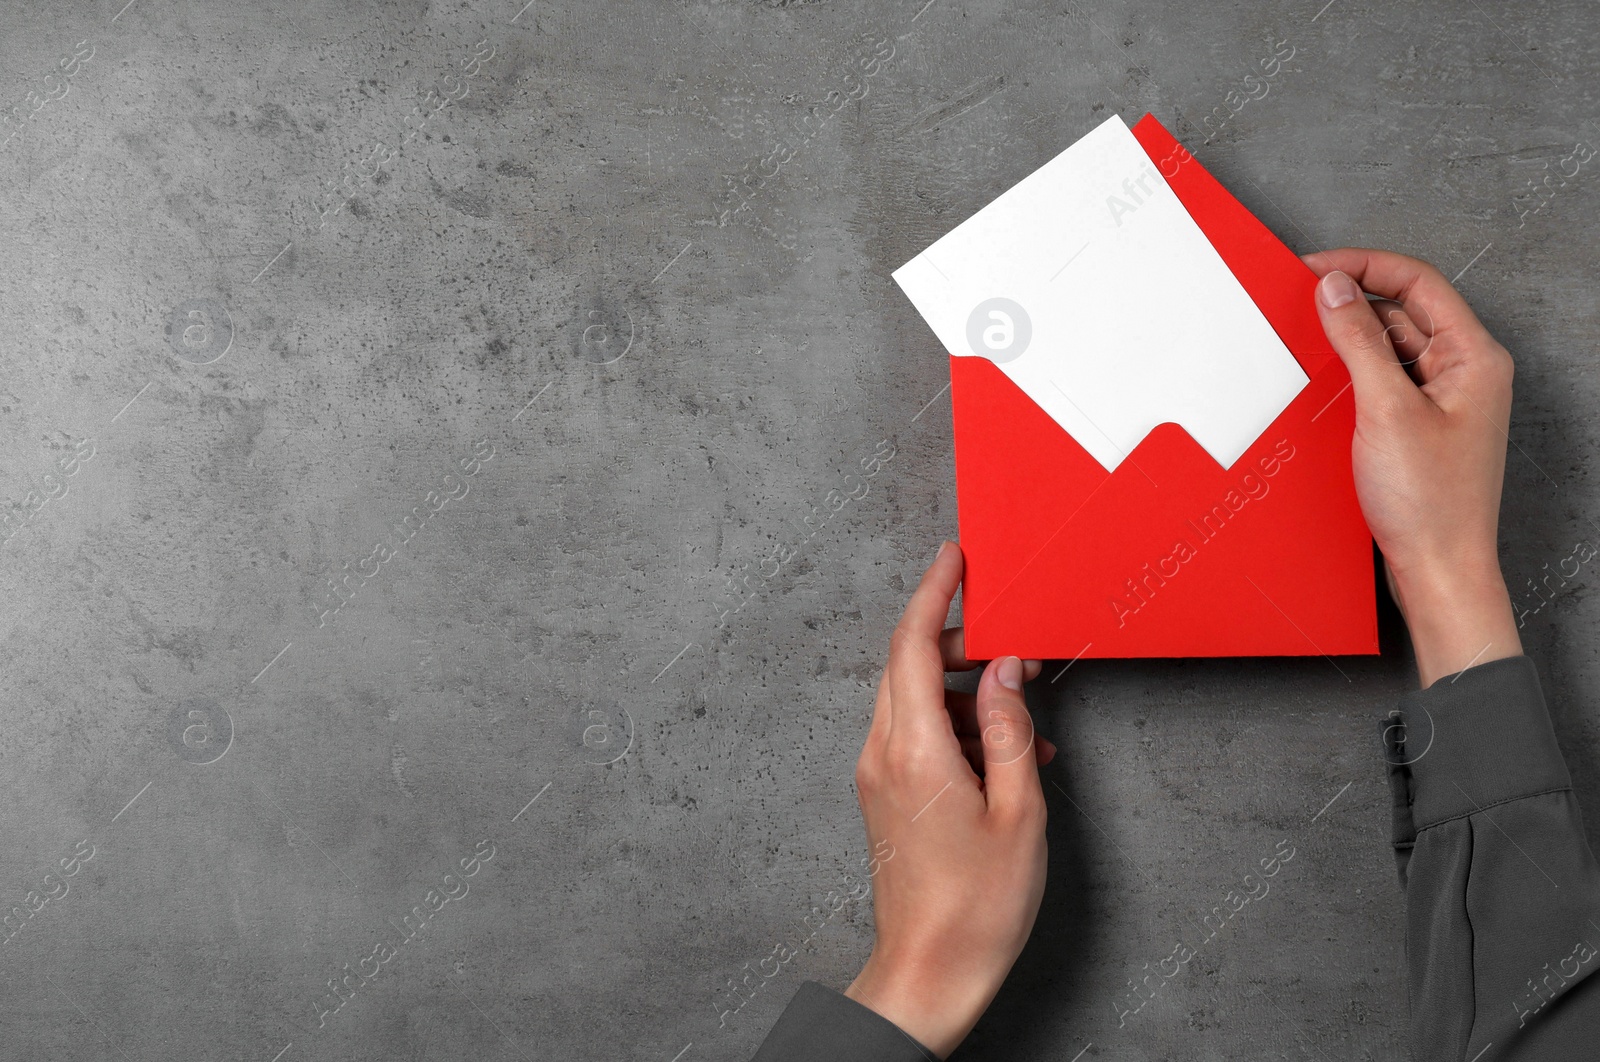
[1301, 247, 1522, 687]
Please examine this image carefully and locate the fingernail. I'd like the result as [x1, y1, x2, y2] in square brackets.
[998, 656, 1022, 690]
[1318, 270, 1360, 309]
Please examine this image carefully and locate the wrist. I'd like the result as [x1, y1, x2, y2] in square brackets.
[844, 949, 1002, 1059]
[1390, 560, 1522, 687]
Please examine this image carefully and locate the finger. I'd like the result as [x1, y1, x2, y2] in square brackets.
[975, 657, 1047, 819]
[1300, 247, 1492, 348]
[945, 689, 979, 737]
[1369, 299, 1434, 375]
[1309, 268, 1426, 417]
[958, 733, 985, 774]
[887, 541, 965, 748]
[953, 687, 1055, 748]
[960, 729, 1049, 764]
[949, 688, 1052, 743]
[962, 731, 1055, 771]
[939, 627, 980, 672]
[939, 627, 1042, 681]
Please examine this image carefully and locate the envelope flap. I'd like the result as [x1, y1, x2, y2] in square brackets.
[1130, 115, 1337, 376]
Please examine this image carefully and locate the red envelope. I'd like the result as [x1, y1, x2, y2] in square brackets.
[949, 114, 1378, 660]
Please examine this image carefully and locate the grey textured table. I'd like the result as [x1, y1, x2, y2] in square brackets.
[1, 0, 1595, 1059]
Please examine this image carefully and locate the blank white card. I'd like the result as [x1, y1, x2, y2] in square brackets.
[892, 114, 1307, 472]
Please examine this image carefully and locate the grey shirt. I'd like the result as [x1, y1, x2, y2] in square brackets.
[751, 655, 1600, 1061]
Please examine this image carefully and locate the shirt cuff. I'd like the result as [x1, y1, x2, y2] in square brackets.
[1383, 654, 1572, 834]
[750, 981, 939, 1062]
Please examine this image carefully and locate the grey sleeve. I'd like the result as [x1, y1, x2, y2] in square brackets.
[1383, 654, 1600, 1061]
[749, 981, 938, 1062]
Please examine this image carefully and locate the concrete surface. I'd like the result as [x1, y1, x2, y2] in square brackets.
[1, 0, 1597, 1059]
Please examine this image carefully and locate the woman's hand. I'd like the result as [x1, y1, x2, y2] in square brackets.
[1302, 248, 1522, 686]
[844, 541, 1055, 1058]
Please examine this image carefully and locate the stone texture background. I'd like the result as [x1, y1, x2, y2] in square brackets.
[0, 0, 1596, 1059]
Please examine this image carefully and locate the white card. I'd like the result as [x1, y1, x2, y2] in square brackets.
[892, 114, 1307, 472]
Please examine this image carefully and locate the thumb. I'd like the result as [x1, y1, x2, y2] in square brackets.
[1314, 270, 1420, 412]
[977, 657, 1046, 817]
